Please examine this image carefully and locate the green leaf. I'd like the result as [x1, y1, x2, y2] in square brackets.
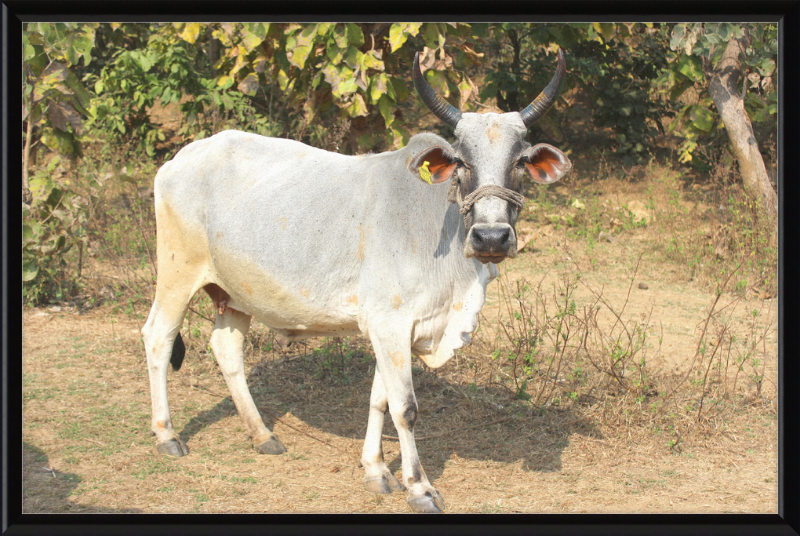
[180, 23, 202, 44]
[311, 70, 323, 89]
[316, 23, 335, 37]
[345, 23, 364, 47]
[23, 224, 35, 242]
[669, 24, 686, 50]
[29, 175, 56, 200]
[360, 50, 385, 71]
[389, 76, 409, 101]
[332, 25, 348, 49]
[677, 55, 703, 82]
[27, 30, 44, 46]
[425, 69, 449, 97]
[277, 69, 289, 91]
[22, 259, 39, 282]
[217, 75, 234, 90]
[388, 23, 421, 52]
[65, 44, 79, 66]
[669, 77, 694, 101]
[370, 73, 389, 103]
[342, 46, 363, 69]
[136, 51, 153, 73]
[345, 93, 368, 117]
[288, 25, 318, 69]
[327, 43, 344, 65]
[322, 64, 357, 98]
[24, 40, 36, 61]
[689, 105, 715, 133]
[592, 22, 617, 42]
[289, 45, 313, 69]
[237, 72, 260, 96]
[758, 58, 776, 76]
[65, 70, 91, 111]
[243, 22, 267, 40]
[242, 31, 264, 52]
[424, 23, 442, 50]
[378, 95, 394, 127]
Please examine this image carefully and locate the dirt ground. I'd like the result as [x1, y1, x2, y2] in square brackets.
[21, 187, 778, 514]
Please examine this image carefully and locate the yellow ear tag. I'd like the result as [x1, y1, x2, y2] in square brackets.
[418, 161, 432, 184]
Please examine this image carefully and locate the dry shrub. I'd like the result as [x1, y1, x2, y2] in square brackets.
[470, 252, 775, 452]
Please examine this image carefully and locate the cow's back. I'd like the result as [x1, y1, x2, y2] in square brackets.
[153, 131, 382, 334]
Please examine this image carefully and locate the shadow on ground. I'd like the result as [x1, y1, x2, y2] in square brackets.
[172, 339, 603, 487]
[23, 442, 142, 513]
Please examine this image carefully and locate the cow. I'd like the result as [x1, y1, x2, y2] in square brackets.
[141, 49, 571, 513]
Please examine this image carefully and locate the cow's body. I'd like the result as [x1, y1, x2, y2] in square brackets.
[142, 50, 571, 513]
[156, 130, 493, 363]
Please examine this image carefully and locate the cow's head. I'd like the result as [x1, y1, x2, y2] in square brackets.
[410, 49, 572, 264]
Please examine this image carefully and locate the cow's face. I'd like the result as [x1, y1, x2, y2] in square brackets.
[409, 114, 570, 263]
[410, 50, 571, 264]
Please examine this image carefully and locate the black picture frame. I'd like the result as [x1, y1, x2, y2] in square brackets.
[4, 2, 798, 535]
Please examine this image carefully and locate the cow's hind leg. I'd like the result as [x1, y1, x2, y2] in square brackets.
[361, 367, 405, 494]
[210, 307, 286, 455]
[142, 287, 195, 457]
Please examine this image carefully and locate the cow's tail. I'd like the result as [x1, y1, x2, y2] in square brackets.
[170, 333, 186, 371]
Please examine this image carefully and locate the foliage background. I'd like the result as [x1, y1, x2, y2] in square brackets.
[21, 22, 778, 305]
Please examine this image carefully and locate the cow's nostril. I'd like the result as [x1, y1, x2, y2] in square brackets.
[498, 227, 510, 243]
[471, 225, 512, 252]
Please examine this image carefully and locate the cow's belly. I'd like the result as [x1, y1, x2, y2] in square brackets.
[208, 244, 360, 339]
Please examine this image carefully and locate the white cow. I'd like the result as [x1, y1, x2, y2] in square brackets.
[141, 50, 571, 513]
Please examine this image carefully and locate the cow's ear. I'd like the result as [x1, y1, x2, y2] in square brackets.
[523, 144, 571, 184]
[409, 146, 458, 184]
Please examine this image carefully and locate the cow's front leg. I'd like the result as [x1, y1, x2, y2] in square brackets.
[369, 324, 445, 513]
[361, 366, 405, 494]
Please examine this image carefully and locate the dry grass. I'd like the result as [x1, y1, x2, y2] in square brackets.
[21, 158, 778, 514]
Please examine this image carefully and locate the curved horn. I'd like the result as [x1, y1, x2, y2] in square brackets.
[413, 51, 462, 128]
[519, 48, 567, 129]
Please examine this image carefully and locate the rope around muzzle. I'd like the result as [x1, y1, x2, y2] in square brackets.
[448, 181, 527, 225]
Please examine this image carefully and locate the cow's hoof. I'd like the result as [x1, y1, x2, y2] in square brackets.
[255, 437, 286, 455]
[407, 488, 445, 513]
[157, 439, 189, 457]
[364, 472, 405, 494]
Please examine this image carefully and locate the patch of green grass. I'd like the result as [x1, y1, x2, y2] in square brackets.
[477, 502, 503, 513]
[23, 385, 59, 402]
[131, 458, 178, 480]
[61, 473, 81, 484]
[55, 402, 150, 456]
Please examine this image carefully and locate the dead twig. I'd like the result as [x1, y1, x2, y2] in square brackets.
[182, 377, 345, 453]
[382, 416, 512, 441]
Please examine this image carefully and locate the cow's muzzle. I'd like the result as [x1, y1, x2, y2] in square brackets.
[466, 223, 517, 264]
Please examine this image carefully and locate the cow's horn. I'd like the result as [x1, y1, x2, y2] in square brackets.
[413, 52, 462, 129]
[519, 48, 567, 129]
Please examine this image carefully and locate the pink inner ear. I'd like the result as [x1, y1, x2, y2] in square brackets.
[430, 162, 458, 183]
[526, 148, 566, 184]
[412, 146, 458, 184]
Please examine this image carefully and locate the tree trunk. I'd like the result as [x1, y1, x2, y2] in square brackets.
[708, 34, 778, 226]
[23, 117, 33, 204]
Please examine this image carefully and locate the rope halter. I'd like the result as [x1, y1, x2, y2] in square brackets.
[448, 179, 526, 226]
